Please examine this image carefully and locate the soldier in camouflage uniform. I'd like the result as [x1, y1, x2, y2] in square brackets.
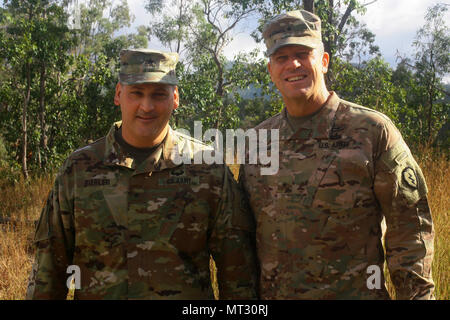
[26, 49, 258, 300]
[239, 10, 435, 299]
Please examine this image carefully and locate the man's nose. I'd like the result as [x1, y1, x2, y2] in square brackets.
[289, 57, 302, 69]
[139, 97, 154, 112]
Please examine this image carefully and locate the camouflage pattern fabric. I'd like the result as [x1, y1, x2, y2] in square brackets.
[262, 10, 322, 56]
[239, 92, 435, 300]
[26, 122, 258, 300]
[119, 49, 179, 85]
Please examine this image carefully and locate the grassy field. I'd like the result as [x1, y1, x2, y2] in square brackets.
[0, 148, 448, 300]
[416, 148, 450, 300]
[0, 173, 54, 300]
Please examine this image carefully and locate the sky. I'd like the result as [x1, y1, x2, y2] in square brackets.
[122, 0, 449, 68]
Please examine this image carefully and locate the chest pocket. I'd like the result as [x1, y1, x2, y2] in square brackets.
[313, 147, 378, 252]
[139, 172, 209, 254]
[300, 148, 337, 208]
[261, 142, 337, 208]
[312, 147, 375, 210]
[74, 174, 126, 250]
[126, 179, 188, 245]
[251, 143, 336, 245]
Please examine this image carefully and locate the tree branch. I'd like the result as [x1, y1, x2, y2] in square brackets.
[338, 0, 356, 35]
[361, 0, 378, 8]
[205, 3, 222, 36]
[303, 0, 315, 13]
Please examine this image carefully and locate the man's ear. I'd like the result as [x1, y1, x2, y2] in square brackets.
[114, 82, 122, 106]
[173, 86, 180, 110]
[322, 52, 330, 74]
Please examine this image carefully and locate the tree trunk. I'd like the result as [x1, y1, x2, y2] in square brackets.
[303, 0, 315, 13]
[427, 50, 436, 145]
[324, 0, 358, 85]
[22, 63, 31, 179]
[176, 0, 184, 54]
[212, 52, 224, 129]
[427, 87, 433, 145]
[39, 62, 47, 170]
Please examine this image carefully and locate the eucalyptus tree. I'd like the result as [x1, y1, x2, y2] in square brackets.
[0, 0, 76, 177]
[145, 0, 257, 130]
[412, 3, 449, 145]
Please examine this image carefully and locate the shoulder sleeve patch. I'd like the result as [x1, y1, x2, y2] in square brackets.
[377, 140, 428, 206]
[402, 167, 418, 190]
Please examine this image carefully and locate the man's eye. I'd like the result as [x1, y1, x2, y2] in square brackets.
[153, 92, 168, 98]
[296, 52, 310, 59]
[275, 55, 288, 62]
[131, 91, 143, 96]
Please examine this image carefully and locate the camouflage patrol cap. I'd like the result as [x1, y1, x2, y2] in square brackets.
[119, 49, 179, 85]
[262, 10, 322, 56]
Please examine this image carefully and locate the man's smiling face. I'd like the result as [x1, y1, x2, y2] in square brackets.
[268, 44, 329, 104]
[114, 82, 179, 148]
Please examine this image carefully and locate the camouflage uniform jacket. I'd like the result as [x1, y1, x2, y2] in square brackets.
[239, 92, 434, 299]
[27, 122, 258, 300]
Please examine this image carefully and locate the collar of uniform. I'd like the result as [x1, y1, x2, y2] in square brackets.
[279, 91, 340, 141]
[103, 122, 183, 172]
[162, 126, 185, 162]
[104, 121, 134, 168]
[136, 126, 187, 174]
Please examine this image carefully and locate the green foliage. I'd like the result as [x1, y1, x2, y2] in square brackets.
[175, 56, 241, 131]
[231, 52, 285, 127]
[146, 0, 193, 53]
[0, 0, 144, 176]
[410, 3, 449, 147]
[332, 57, 401, 123]
[386, 4, 449, 149]
[146, 0, 258, 130]
[0, 0, 448, 180]
[0, 135, 8, 165]
[0, 134, 22, 187]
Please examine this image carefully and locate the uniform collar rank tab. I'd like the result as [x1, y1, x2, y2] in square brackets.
[282, 92, 340, 141]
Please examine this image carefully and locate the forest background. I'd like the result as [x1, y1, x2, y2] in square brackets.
[0, 0, 448, 300]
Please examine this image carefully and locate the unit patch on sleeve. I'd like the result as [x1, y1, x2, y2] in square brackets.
[402, 167, 418, 189]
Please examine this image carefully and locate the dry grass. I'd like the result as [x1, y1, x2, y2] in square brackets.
[415, 147, 449, 299]
[0, 149, 448, 300]
[0, 220, 37, 300]
[0, 174, 53, 300]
